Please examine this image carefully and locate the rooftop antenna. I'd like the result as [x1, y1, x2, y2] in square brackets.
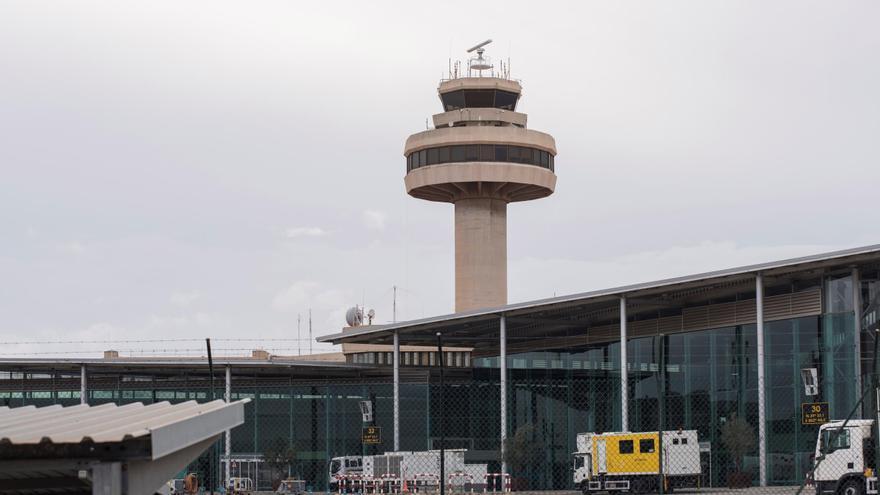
[466, 39, 493, 77]
[297, 313, 301, 356]
[308, 308, 312, 355]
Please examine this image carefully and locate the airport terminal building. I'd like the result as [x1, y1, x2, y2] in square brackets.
[2, 245, 880, 490]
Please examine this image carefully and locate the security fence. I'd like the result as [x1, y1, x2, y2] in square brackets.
[1, 317, 878, 493]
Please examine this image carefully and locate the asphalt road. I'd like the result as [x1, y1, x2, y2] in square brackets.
[505, 487, 805, 495]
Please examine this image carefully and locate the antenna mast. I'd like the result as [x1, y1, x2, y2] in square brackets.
[466, 39, 493, 77]
[297, 313, 301, 356]
[308, 309, 312, 355]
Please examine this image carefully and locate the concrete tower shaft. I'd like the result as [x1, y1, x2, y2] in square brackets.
[404, 75, 557, 312]
[454, 197, 507, 311]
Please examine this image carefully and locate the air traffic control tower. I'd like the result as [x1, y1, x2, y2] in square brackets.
[404, 40, 557, 312]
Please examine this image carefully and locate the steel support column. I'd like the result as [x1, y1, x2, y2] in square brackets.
[225, 365, 231, 487]
[620, 296, 628, 432]
[500, 315, 508, 474]
[91, 462, 122, 495]
[80, 364, 87, 405]
[853, 267, 863, 396]
[756, 274, 767, 487]
[393, 331, 400, 452]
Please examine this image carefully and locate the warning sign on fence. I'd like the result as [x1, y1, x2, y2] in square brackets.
[362, 426, 381, 444]
[802, 402, 829, 425]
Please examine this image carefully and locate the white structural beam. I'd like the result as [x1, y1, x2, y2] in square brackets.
[80, 365, 87, 405]
[225, 365, 231, 487]
[128, 437, 218, 495]
[756, 274, 767, 487]
[91, 462, 122, 495]
[853, 267, 862, 398]
[393, 331, 400, 451]
[500, 315, 507, 474]
[620, 296, 628, 432]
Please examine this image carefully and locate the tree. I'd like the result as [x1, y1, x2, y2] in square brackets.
[263, 438, 298, 488]
[502, 424, 539, 475]
[720, 414, 756, 472]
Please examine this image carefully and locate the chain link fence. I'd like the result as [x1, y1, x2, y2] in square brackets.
[1, 314, 877, 494]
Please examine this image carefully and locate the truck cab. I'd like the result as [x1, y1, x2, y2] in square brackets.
[813, 420, 877, 495]
[573, 452, 592, 487]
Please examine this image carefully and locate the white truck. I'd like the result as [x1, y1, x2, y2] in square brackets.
[329, 450, 487, 492]
[812, 420, 878, 495]
[573, 430, 701, 493]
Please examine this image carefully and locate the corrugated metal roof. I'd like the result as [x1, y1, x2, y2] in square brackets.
[318, 243, 880, 344]
[0, 399, 247, 460]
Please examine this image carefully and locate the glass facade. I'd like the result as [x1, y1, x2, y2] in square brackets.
[0, 281, 867, 491]
[464, 311, 860, 488]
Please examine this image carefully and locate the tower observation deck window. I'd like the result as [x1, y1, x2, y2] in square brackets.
[465, 145, 479, 161]
[407, 144, 554, 173]
[441, 89, 520, 111]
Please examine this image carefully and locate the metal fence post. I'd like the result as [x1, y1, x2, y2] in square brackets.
[854, 267, 863, 397]
[500, 315, 507, 476]
[756, 274, 767, 487]
[225, 365, 231, 490]
[80, 364, 87, 405]
[394, 331, 400, 452]
[437, 332, 445, 495]
[658, 333, 666, 495]
[620, 296, 628, 432]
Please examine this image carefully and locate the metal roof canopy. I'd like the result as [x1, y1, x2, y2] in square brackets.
[0, 399, 248, 495]
[318, 244, 880, 348]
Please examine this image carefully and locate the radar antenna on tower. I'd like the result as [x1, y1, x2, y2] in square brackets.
[466, 39, 493, 77]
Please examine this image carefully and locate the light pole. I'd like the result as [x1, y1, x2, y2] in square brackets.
[437, 332, 445, 495]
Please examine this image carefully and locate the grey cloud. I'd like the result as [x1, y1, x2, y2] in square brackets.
[0, 0, 877, 357]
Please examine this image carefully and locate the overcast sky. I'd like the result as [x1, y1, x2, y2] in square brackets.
[1, 1, 878, 357]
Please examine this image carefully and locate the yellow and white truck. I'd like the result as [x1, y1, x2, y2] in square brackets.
[573, 430, 701, 493]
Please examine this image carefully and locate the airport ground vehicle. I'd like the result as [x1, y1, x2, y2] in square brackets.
[573, 430, 701, 493]
[329, 449, 487, 492]
[812, 419, 879, 495]
[227, 476, 255, 494]
[276, 478, 307, 494]
[168, 474, 199, 495]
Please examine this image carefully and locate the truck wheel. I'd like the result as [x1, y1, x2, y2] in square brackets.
[839, 479, 863, 495]
[629, 479, 644, 494]
[580, 480, 590, 494]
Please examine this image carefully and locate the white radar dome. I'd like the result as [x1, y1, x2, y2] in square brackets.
[345, 306, 364, 327]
